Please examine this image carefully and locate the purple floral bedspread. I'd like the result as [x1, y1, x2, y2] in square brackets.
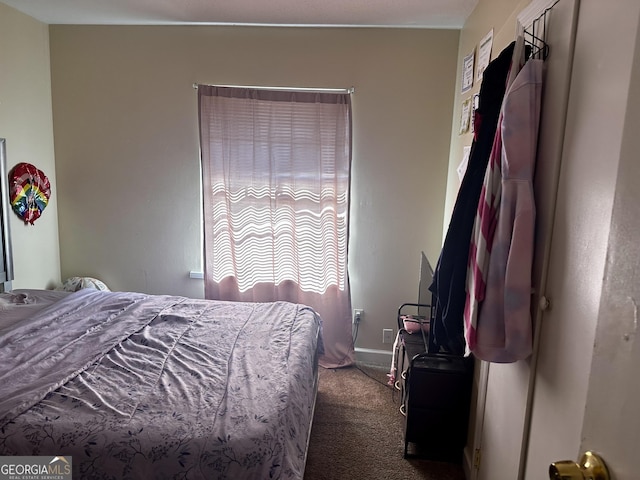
[0, 289, 321, 479]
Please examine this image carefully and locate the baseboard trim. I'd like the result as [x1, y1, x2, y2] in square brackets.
[354, 347, 392, 368]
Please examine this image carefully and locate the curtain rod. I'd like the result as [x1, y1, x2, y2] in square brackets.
[192, 83, 354, 94]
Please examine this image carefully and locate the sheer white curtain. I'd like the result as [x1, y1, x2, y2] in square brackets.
[198, 86, 354, 368]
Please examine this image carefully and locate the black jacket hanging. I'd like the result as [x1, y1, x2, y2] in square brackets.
[429, 42, 516, 355]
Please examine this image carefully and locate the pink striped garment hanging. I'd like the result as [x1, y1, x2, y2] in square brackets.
[464, 36, 526, 356]
[466, 55, 543, 362]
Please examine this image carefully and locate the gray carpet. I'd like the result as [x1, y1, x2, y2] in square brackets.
[304, 364, 466, 480]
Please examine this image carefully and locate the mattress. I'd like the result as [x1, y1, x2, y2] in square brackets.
[0, 289, 322, 479]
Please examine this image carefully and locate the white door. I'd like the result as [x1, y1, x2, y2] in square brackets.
[474, 1, 640, 479]
[472, 1, 580, 479]
[523, 1, 640, 478]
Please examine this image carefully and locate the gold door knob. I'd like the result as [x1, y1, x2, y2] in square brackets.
[549, 451, 609, 480]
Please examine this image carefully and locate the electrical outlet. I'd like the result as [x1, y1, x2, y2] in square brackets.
[382, 328, 394, 344]
[353, 309, 364, 324]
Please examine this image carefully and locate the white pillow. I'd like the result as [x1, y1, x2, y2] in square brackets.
[60, 276, 111, 292]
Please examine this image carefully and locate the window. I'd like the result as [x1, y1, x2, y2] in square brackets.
[198, 86, 354, 368]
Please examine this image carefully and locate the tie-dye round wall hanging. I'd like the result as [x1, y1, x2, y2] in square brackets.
[9, 162, 51, 225]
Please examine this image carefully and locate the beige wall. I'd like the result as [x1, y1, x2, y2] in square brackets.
[49, 25, 459, 352]
[444, 0, 529, 230]
[0, 3, 60, 289]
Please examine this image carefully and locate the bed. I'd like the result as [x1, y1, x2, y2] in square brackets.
[0, 288, 322, 479]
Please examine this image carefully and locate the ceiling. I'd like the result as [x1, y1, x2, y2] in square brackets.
[1, 0, 478, 28]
